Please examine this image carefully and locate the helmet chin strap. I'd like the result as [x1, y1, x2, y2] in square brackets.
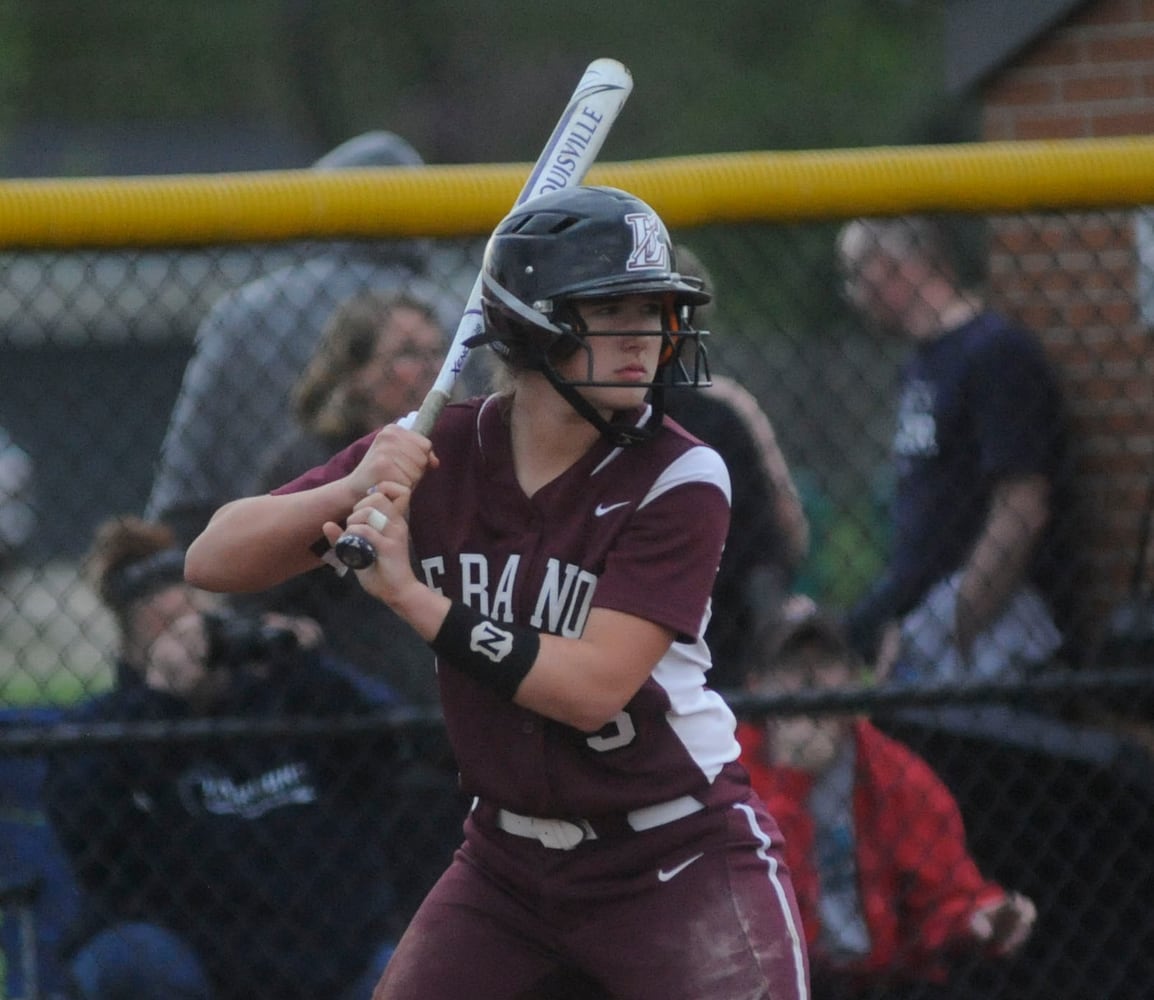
[482, 274, 674, 446]
[528, 306, 665, 447]
[536, 353, 664, 447]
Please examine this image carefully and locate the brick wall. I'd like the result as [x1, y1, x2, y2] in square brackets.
[980, 0, 1154, 633]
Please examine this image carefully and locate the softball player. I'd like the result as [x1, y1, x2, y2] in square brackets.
[187, 186, 809, 999]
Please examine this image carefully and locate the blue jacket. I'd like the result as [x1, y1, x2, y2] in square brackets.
[45, 649, 421, 999]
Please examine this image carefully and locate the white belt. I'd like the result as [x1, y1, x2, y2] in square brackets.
[487, 794, 704, 851]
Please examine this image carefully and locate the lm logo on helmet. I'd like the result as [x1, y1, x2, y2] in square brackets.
[624, 213, 669, 272]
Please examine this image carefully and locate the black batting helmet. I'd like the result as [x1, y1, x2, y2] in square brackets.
[472, 186, 711, 443]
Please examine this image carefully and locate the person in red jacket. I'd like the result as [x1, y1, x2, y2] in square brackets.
[737, 599, 1035, 998]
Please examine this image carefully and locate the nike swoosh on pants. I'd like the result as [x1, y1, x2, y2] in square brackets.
[657, 852, 705, 882]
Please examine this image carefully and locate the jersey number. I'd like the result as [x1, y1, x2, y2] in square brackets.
[585, 710, 637, 752]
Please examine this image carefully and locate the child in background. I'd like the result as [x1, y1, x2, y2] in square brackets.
[738, 599, 1035, 998]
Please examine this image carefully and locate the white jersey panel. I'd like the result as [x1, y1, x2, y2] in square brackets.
[652, 635, 741, 783]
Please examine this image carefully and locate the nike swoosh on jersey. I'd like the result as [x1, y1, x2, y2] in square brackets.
[657, 852, 705, 882]
[594, 501, 631, 517]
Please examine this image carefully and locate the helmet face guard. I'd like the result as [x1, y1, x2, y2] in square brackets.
[475, 186, 712, 444]
[536, 326, 711, 389]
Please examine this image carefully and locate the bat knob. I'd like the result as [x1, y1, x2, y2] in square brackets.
[334, 533, 377, 569]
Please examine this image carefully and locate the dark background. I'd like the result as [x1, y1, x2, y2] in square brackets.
[0, 0, 967, 176]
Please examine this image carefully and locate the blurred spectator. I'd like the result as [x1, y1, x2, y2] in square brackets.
[145, 131, 461, 547]
[0, 423, 36, 569]
[82, 516, 214, 687]
[837, 216, 1080, 682]
[737, 601, 1036, 998]
[664, 245, 809, 688]
[44, 516, 432, 1000]
[231, 289, 445, 703]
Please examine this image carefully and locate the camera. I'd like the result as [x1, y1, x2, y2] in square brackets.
[203, 610, 299, 671]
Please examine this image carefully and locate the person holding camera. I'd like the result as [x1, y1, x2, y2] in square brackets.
[44, 516, 427, 1000]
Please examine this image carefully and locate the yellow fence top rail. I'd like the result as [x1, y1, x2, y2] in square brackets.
[2, 135, 1154, 248]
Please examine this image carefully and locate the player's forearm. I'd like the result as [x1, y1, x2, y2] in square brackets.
[380, 563, 671, 730]
[383, 579, 453, 644]
[185, 483, 362, 592]
[403, 593, 667, 732]
[515, 614, 672, 732]
[516, 641, 635, 732]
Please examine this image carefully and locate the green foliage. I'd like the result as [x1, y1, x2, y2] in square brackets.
[793, 468, 891, 610]
[658, 0, 946, 153]
[5, 1, 284, 120]
[0, 0, 32, 131]
[0, 0, 956, 165]
[0, 669, 105, 708]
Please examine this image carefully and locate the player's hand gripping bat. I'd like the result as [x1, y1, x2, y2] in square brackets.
[331, 58, 633, 570]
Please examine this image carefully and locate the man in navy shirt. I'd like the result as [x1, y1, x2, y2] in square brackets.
[838, 216, 1081, 682]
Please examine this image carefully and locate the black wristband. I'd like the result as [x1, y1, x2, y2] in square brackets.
[430, 602, 539, 700]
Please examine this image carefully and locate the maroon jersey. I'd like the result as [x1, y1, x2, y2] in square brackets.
[278, 396, 741, 817]
[282, 396, 810, 1000]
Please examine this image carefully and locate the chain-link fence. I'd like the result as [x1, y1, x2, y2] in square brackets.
[2, 149, 1153, 999]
